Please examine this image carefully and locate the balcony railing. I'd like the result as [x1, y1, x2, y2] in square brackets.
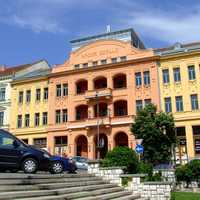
[67, 115, 135, 130]
[85, 88, 112, 100]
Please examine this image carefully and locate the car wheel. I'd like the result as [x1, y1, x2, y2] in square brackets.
[22, 158, 38, 174]
[50, 161, 64, 174]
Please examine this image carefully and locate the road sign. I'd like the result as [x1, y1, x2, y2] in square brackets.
[135, 144, 144, 154]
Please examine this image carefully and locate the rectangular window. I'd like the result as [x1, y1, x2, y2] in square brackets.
[188, 65, 196, 80]
[135, 72, 142, 87]
[44, 88, 48, 100]
[36, 89, 41, 101]
[56, 85, 61, 97]
[55, 110, 61, 124]
[0, 88, 6, 101]
[26, 90, 31, 103]
[120, 56, 127, 62]
[54, 136, 68, 156]
[0, 112, 4, 126]
[136, 100, 143, 111]
[42, 112, 48, 125]
[92, 61, 98, 66]
[191, 94, 199, 110]
[63, 84, 68, 96]
[18, 91, 23, 103]
[111, 58, 117, 63]
[25, 114, 30, 127]
[17, 115, 22, 128]
[33, 138, 47, 148]
[164, 97, 172, 113]
[35, 113, 40, 126]
[176, 96, 183, 112]
[74, 64, 80, 69]
[101, 59, 107, 65]
[62, 109, 68, 122]
[83, 63, 88, 68]
[143, 71, 150, 85]
[144, 99, 151, 106]
[173, 68, 181, 82]
[162, 69, 170, 84]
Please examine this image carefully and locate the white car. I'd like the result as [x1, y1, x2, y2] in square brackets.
[72, 156, 88, 170]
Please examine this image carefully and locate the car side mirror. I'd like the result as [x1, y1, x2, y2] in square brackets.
[13, 140, 20, 148]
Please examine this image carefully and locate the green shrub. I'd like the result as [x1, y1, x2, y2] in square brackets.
[188, 160, 200, 185]
[138, 162, 153, 177]
[175, 164, 193, 187]
[101, 146, 139, 174]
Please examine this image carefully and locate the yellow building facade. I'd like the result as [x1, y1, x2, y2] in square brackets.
[156, 43, 200, 163]
[10, 60, 50, 149]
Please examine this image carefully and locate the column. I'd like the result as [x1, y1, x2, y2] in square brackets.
[185, 124, 195, 159]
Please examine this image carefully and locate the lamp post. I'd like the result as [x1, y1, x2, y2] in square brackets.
[95, 91, 100, 160]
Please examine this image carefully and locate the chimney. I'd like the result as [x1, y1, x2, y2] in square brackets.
[106, 25, 111, 33]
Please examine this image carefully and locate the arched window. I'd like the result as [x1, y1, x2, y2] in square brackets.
[75, 105, 88, 120]
[113, 74, 127, 89]
[76, 80, 88, 94]
[114, 100, 128, 116]
[94, 77, 107, 89]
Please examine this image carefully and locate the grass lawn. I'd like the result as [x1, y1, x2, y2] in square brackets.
[172, 192, 200, 200]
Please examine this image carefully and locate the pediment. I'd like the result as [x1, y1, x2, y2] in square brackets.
[69, 39, 153, 66]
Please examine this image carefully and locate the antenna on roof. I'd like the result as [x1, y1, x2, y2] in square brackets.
[106, 25, 111, 33]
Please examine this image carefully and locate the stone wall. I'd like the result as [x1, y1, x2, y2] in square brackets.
[153, 169, 175, 183]
[126, 175, 172, 200]
[88, 161, 172, 200]
[88, 161, 123, 185]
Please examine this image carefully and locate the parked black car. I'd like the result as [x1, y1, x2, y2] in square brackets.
[0, 129, 51, 173]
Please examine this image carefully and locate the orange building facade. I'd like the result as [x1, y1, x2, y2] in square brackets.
[47, 29, 160, 159]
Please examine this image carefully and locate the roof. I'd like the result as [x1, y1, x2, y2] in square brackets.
[154, 42, 200, 56]
[70, 28, 145, 51]
[0, 60, 45, 77]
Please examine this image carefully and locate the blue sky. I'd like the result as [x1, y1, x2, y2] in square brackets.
[0, 0, 200, 66]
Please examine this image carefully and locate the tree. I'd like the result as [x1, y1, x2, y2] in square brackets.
[131, 104, 176, 165]
[101, 146, 139, 174]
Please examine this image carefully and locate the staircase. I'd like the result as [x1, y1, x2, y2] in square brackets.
[0, 173, 141, 200]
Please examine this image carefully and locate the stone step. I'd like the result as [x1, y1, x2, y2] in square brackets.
[112, 194, 141, 200]
[0, 183, 119, 200]
[0, 173, 93, 179]
[0, 180, 108, 192]
[71, 190, 134, 200]
[15, 187, 127, 200]
[0, 176, 102, 185]
[37, 180, 109, 190]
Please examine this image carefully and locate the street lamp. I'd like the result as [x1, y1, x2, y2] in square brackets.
[95, 91, 100, 160]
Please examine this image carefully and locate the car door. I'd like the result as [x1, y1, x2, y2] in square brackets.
[0, 131, 22, 168]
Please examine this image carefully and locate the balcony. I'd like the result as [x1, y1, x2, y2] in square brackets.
[68, 117, 111, 130]
[85, 88, 112, 101]
[67, 115, 134, 130]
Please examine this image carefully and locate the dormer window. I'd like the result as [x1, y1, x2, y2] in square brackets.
[101, 59, 107, 65]
[74, 64, 80, 69]
[92, 61, 98, 66]
[111, 58, 117, 63]
[83, 63, 88, 68]
[120, 56, 127, 62]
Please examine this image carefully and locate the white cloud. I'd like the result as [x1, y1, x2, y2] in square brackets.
[120, 2, 200, 44]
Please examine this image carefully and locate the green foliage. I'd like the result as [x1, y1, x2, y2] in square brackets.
[121, 177, 132, 187]
[188, 160, 200, 185]
[102, 146, 139, 174]
[176, 160, 200, 187]
[131, 103, 176, 165]
[138, 162, 153, 177]
[175, 164, 193, 187]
